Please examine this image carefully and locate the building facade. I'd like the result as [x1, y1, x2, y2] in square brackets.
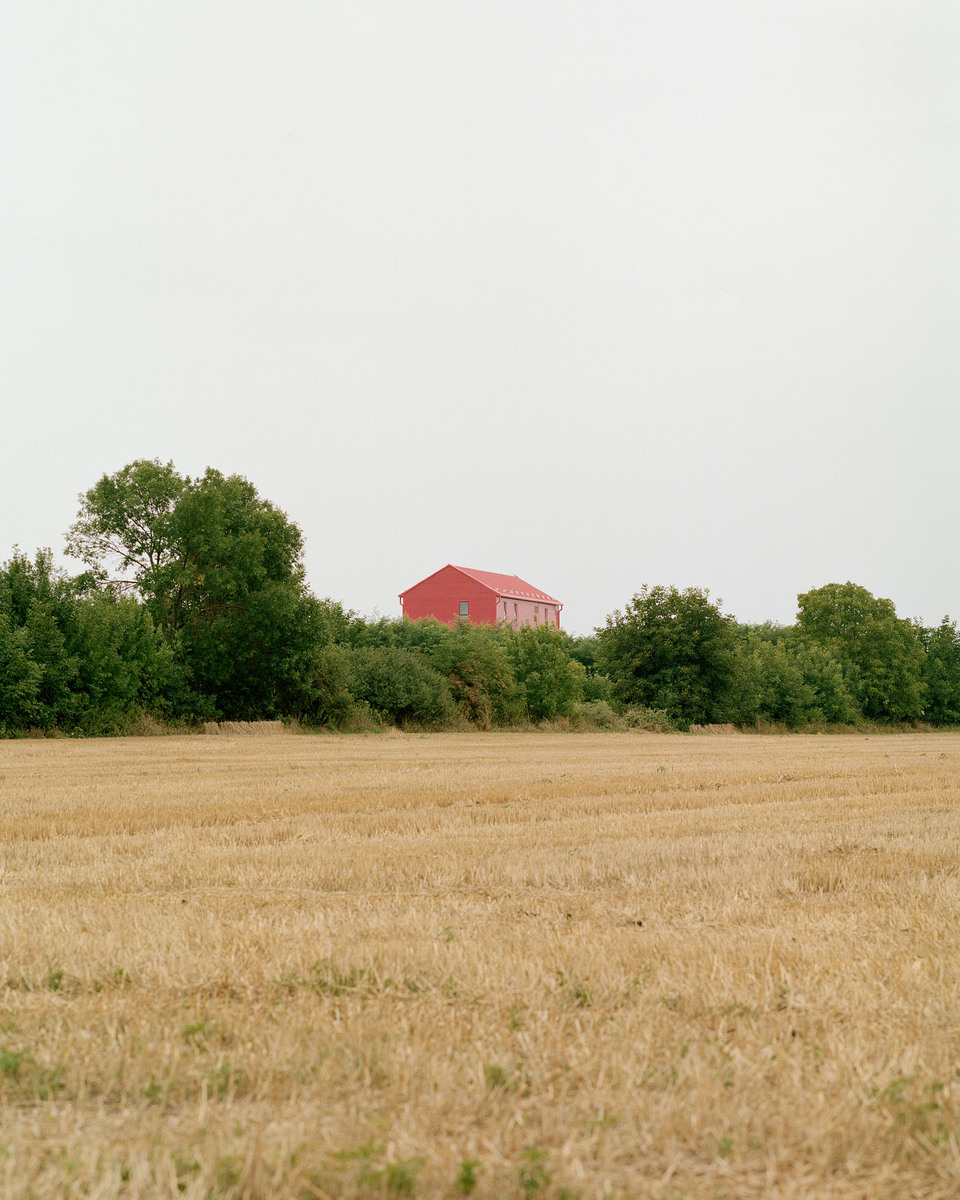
[399, 565, 562, 629]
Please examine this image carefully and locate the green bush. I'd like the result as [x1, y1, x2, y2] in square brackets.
[572, 700, 623, 730]
[346, 646, 454, 728]
[596, 585, 738, 725]
[506, 624, 585, 721]
[622, 704, 677, 732]
[432, 622, 521, 728]
[303, 644, 354, 727]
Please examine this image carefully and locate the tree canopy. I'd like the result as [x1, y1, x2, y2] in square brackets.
[595, 585, 737, 725]
[65, 461, 326, 719]
[796, 582, 925, 721]
[65, 459, 185, 597]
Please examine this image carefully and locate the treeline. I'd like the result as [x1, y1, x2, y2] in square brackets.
[2, 461, 960, 736]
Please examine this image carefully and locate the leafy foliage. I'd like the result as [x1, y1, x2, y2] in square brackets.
[730, 629, 859, 727]
[595, 585, 738, 725]
[920, 620, 960, 726]
[432, 622, 521, 727]
[65, 459, 185, 595]
[346, 645, 455, 727]
[506, 624, 585, 721]
[796, 582, 925, 721]
[0, 549, 176, 733]
[0, 612, 43, 732]
[65, 462, 327, 720]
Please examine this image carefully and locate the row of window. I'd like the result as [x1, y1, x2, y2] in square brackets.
[457, 600, 554, 625]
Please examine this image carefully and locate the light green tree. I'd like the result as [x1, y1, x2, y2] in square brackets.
[506, 623, 585, 722]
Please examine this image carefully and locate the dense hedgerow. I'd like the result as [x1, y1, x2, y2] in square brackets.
[2, 461, 957, 736]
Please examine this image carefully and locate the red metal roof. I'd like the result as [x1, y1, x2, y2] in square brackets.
[451, 566, 561, 605]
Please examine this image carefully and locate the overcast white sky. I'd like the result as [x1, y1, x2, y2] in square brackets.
[2, 3, 957, 634]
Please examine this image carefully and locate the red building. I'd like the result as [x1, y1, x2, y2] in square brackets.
[400, 565, 562, 629]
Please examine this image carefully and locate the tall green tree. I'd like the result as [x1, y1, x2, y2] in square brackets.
[796, 582, 925, 721]
[596, 585, 737, 725]
[66, 461, 326, 719]
[919, 619, 960, 725]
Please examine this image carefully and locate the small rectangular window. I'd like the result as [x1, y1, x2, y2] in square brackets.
[534, 605, 539, 624]
[459, 600, 469, 619]
[503, 601, 508, 618]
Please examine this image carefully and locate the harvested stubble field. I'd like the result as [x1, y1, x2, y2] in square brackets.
[1, 731, 959, 1200]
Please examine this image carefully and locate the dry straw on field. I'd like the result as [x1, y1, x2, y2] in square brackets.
[1, 730, 959, 1199]
[202, 721, 289, 736]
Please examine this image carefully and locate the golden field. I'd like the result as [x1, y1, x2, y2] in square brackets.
[0, 729, 959, 1200]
